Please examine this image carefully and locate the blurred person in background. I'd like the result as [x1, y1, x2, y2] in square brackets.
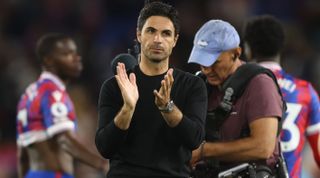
[95, 1, 207, 178]
[16, 33, 108, 178]
[243, 15, 320, 178]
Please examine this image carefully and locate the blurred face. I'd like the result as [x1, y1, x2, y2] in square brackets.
[137, 16, 178, 63]
[200, 49, 239, 86]
[49, 38, 82, 79]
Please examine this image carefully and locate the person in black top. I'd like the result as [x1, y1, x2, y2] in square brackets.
[95, 1, 207, 178]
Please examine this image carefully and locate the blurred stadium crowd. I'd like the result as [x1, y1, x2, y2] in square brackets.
[0, 0, 319, 177]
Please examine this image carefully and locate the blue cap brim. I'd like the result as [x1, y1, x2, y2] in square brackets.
[188, 46, 221, 67]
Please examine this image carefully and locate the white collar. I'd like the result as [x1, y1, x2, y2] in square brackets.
[39, 71, 66, 90]
[259, 61, 282, 71]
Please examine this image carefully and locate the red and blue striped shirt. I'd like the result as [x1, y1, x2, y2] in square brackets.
[16, 71, 76, 147]
[261, 62, 320, 178]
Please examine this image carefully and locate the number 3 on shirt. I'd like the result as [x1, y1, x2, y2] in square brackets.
[281, 103, 302, 152]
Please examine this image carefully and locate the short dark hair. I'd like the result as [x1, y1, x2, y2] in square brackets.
[243, 15, 285, 60]
[36, 33, 70, 63]
[137, 1, 180, 36]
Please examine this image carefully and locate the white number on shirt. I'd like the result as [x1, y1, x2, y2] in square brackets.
[281, 103, 302, 152]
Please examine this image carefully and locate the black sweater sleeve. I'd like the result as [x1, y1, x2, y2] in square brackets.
[95, 78, 127, 159]
[172, 73, 208, 150]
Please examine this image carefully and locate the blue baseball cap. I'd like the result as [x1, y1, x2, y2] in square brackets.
[188, 20, 240, 67]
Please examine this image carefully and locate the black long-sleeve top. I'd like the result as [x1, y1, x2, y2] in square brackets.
[95, 66, 207, 178]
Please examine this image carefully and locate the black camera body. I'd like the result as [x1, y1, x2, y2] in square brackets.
[218, 163, 276, 178]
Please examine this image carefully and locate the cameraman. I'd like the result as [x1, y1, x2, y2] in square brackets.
[188, 19, 284, 177]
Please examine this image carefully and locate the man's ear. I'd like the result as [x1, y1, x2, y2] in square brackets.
[234, 47, 242, 60]
[136, 28, 141, 43]
[172, 34, 179, 47]
[230, 47, 242, 61]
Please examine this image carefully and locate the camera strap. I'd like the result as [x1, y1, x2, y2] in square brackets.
[197, 63, 286, 138]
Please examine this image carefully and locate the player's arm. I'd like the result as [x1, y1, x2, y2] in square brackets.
[191, 117, 278, 165]
[56, 131, 108, 172]
[307, 133, 320, 167]
[17, 146, 29, 178]
[40, 84, 109, 172]
[306, 83, 320, 167]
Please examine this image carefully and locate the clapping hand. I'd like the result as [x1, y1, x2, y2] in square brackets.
[153, 68, 174, 109]
[115, 62, 139, 109]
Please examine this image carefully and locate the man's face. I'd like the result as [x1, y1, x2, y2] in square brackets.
[200, 50, 237, 86]
[50, 38, 82, 79]
[137, 16, 178, 63]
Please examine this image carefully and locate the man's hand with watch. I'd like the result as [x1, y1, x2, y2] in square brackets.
[153, 69, 183, 127]
[153, 68, 174, 110]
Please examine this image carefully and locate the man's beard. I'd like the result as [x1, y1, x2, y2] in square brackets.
[142, 46, 169, 63]
[149, 58, 163, 63]
[145, 52, 167, 63]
